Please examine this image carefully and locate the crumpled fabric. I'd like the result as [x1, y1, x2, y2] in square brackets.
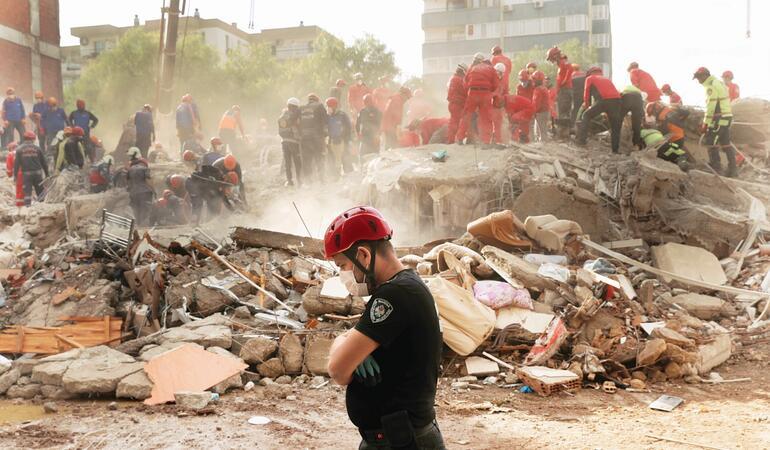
[473, 280, 533, 310]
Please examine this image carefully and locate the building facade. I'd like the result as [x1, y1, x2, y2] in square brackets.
[251, 23, 332, 60]
[422, 0, 611, 90]
[0, 0, 62, 102]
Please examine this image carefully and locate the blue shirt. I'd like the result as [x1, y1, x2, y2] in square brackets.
[175, 103, 199, 130]
[134, 111, 154, 136]
[41, 107, 67, 134]
[2, 97, 25, 122]
[69, 109, 98, 134]
[32, 102, 47, 115]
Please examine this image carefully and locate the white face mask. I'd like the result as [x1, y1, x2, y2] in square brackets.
[357, 80, 363, 85]
[339, 270, 369, 297]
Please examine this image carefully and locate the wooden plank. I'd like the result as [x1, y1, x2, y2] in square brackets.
[600, 239, 645, 250]
[231, 227, 324, 258]
[553, 160, 567, 179]
[52, 287, 82, 306]
[55, 334, 85, 349]
[0, 317, 124, 354]
[16, 325, 24, 354]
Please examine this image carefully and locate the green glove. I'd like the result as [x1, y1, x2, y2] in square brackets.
[354, 355, 382, 387]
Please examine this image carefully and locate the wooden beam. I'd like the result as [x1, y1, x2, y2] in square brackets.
[231, 227, 324, 258]
[55, 334, 85, 349]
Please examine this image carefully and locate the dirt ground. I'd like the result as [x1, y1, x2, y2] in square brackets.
[0, 341, 767, 450]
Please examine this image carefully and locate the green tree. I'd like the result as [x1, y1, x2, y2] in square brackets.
[509, 38, 598, 84]
[348, 35, 399, 86]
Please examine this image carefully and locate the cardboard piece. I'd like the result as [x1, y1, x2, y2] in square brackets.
[495, 306, 554, 333]
[144, 343, 247, 405]
[464, 356, 500, 376]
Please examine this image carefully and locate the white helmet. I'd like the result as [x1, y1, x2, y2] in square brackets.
[287, 97, 301, 107]
[494, 63, 506, 73]
[127, 147, 141, 159]
[473, 52, 485, 62]
[102, 154, 114, 165]
[354, 72, 363, 79]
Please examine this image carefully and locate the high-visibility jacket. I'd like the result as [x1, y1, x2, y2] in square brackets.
[725, 81, 740, 102]
[381, 94, 407, 131]
[640, 128, 664, 147]
[218, 108, 242, 132]
[504, 95, 534, 121]
[372, 87, 392, 112]
[701, 75, 732, 127]
[516, 83, 534, 100]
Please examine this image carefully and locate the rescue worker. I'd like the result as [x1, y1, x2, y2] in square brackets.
[694, 67, 736, 176]
[90, 135, 106, 162]
[503, 94, 535, 144]
[278, 97, 302, 186]
[372, 76, 392, 112]
[571, 64, 586, 128]
[201, 137, 226, 168]
[348, 73, 371, 119]
[627, 62, 662, 102]
[165, 174, 188, 199]
[89, 154, 114, 193]
[722, 71, 740, 102]
[134, 104, 155, 158]
[326, 97, 353, 177]
[446, 64, 467, 144]
[152, 189, 191, 226]
[2, 88, 26, 149]
[646, 101, 690, 163]
[299, 93, 329, 182]
[330, 79, 347, 111]
[5, 142, 24, 207]
[640, 127, 689, 171]
[491, 63, 509, 144]
[41, 97, 68, 149]
[405, 89, 433, 126]
[325, 206, 444, 449]
[661, 84, 683, 106]
[14, 131, 48, 206]
[456, 53, 498, 145]
[526, 62, 538, 75]
[175, 94, 200, 152]
[68, 100, 99, 159]
[148, 142, 169, 163]
[531, 71, 551, 142]
[398, 128, 420, 148]
[491, 46, 512, 94]
[5, 141, 17, 177]
[381, 86, 412, 149]
[546, 46, 574, 140]
[55, 126, 87, 173]
[356, 94, 382, 156]
[218, 105, 245, 153]
[516, 69, 534, 99]
[578, 66, 622, 153]
[213, 154, 245, 204]
[125, 146, 154, 226]
[30, 91, 46, 147]
[621, 85, 645, 150]
[408, 117, 450, 145]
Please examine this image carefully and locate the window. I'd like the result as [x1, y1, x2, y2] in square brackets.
[591, 33, 610, 48]
[542, 17, 559, 34]
[592, 5, 610, 20]
[565, 14, 588, 32]
[448, 27, 466, 41]
[522, 18, 541, 35]
[225, 35, 230, 51]
[94, 40, 105, 53]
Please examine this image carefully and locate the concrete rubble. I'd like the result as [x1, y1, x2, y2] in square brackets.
[1, 121, 770, 404]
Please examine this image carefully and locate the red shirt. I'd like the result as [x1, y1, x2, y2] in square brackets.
[447, 74, 466, 105]
[504, 95, 534, 121]
[381, 94, 406, 131]
[491, 54, 512, 94]
[464, 62, 499, 92]
[668, 91, 682, 105]
[548, 87, 557, 118]
[516, 83, 534, 100]
[419, 117, 450, 144]
[532, 86, 551, 113]
[583, 75, 621, 106]
[726, 82, 740, 101]
[629, 69, 662, 102]
[556, 57, 574, 91]
[372, 87, 392, 112]
[398, 131, 420, 148]
[348, 83, 371, 112]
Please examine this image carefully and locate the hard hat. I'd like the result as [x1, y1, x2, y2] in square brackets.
[90, 135, 101, 145]
[546, 46, 561, 62]
[586, 66, 603, 76]
[23, 131, 36, 141]
[102, 154, 114, 165]
[354, 72, 364, 79]
[63, 126, 72, 136]
[287, 97, 301, 107]
[518, 69, 529, 80]
[457, 63, 468, 73]
[325, 97, 339, 109]
[336, 79, 346, 87]
[223, 154, 237, 171]
[231, 105, 240, 111]
[693, 66, 710, 80]
[661, 83, 671, 92]
[413, 88, 424, 98]
[473, 52, 485, 62]
[34, 91, 44, 99]
[531, 70, 545, 83]
[627, 61, 639, 72]
[71, 126, 85, 137]
[399, 86, 412, 98]
[162, 189, 173, 199]
[491, 45, 502, 55]
[183, 150, 197, 162]
[7, 142, 18, 150]
[526, 61, 538, 70]
[169, 174, 185, 189]
[722, 70, 734, 80]
[143, 103, 152, 111]
[210, 136, 223, 146]
[181, 93, 192, 102]
[76, 99, 85, 109]
[48, 97, 58, 106]
[495, 63, 506, 74]
[323, 206, 393, 259]
[363, 93, 374, 107]
[225, 171, 239, 185]
[307, 93, 320, 102]
[127, 147, 141, 159]
[157, 198, 168, 208]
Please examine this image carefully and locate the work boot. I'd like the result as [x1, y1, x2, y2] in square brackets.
[676, 156, 691, 172]
[707, 147, 722, 174]
[724, 146, 738, 178]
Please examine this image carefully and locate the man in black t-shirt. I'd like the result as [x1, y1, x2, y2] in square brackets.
[325, 206, 445, 450]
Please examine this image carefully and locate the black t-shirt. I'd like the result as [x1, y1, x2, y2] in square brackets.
[346, 269, 442, 430]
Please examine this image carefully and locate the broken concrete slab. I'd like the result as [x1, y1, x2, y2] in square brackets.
[6, 383, 42, 399]
[12, 358, 40, 376]
[464, 356, 499, 376]
[174, 391, 212, 410]
[279, 334, 304, 374]
[651, 327, 696, 348]
[157, 325, 232, 349]
[0, 368, 21, 394]
[31, 360, 74, 386]
[257, 357, 285, 379]
[670, 293, 730, 320]
[61, 346, 143, 394]
[239, 337, 278, 365]
[116, 370, 154, 400]
[211, 373, 243, 394]
[304, 335, 335, 376]
[637, 339, 667, 366]
[697, 334, 733, 374]
[651, 243, 727, 286]
[40, 384, 77, 400]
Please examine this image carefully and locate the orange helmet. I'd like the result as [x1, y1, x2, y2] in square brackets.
[325, 97, 338, 109]
[661, 84, 672, 93]
[225, 171, 239, 185]
[491, 45, 502, 55]
[223, 154, 237, 171]
[90, 135, 101, 145]
[586, 66, 603, 76]
[23, 131, 37, 140]
[526, 62, 538, 70]
[183, 150, 197, 162]
[71, 127, 84, 137]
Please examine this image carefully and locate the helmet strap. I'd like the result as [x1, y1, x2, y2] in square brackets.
[343, 243, 377, 288]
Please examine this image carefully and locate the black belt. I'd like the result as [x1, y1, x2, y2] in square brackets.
[468, 87, 491, 91]
[359, 421, 435, 443]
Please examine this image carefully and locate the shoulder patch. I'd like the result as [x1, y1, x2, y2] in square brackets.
[370, 298, 394, 324]
[707, 88, 713, 96]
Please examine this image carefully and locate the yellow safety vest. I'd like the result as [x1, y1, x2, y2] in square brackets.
[702, 75, 732, 127]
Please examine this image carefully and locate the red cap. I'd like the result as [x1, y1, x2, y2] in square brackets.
[71, 127, 84, 137]
[323, 206, 393, 258]
[325, 97, 338, 109]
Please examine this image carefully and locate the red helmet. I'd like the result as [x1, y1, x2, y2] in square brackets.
[71, 127, 84, 137]
[586, 66, 603, 76]
[23, 130, 37, 140]
[225, 171, 239, 185]
[627, 61, 639, 72]
[661, 83, 671, 93]
[157, 198, 168, 207]
[531, 70, 545, 83]
[491, 45, 502, 55]
[546, 46, 561, 62]
[223, 154, 237, 171]
[363, 93, 374, 107]
[323, 206, 393, 258]
[693, 66, 710, 80]
[7, 142, 18, 150]
[162, 189, 173, 199]
[169, 174, 185, 189]
[183, 150, 197, 162]
[526, 61, 538, 70]
[210, 136, 222, 147]
[325, 97, 338, 109]
[399, 86, 412, 98]
[722, 70, 734, 80]
[518, 69, 530, 81]
[335, 79, 346, 87]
